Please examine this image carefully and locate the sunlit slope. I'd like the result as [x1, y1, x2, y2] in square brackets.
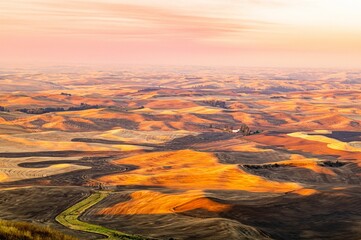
[98, 150, 311, 193]
[99, 190, 230, 215]
[247, 131, 361, 164]
[1, 107, 223, 132]
[268, 155, 336, 176]
[288, 131, 361, 152]
[4, 114, 96, 131]
[0, 172, 7, 182]
[0, 92, 116, 109]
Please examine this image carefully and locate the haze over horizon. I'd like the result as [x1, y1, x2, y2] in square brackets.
[1, 0, 361, 68]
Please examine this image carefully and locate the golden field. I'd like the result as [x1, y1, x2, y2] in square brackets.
[1, 67, 361, 239]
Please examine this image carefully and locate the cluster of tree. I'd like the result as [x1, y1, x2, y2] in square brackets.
[245, 160, 345, 170]
[202, 100, 228, 109]
[192, 84, 219, 89]
[17, 103, 103, 114]
[209, 123, 260, 136]
[237, 86, 256, 93]
[250, 130, 262, 135]
[113, 105, 144, 112]
[244, 163, 283, 170]
[270, 96, 288, 99]
[266, 86, 298, 92]
[234, 123, 251, 135]
[18, 107, 65, 114]
[184, 76, 202, 80]
[137, 87, 161, 92]
[342, 78, 361, 84]
[318, 160, 346, 167]
[0, 106, 9, 112]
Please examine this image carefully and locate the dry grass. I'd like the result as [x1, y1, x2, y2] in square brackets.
[0, 219, 78, 240]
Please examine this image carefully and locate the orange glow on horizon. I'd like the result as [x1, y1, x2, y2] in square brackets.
[0, 0, 361, 68]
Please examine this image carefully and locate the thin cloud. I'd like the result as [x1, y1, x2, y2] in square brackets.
[1, 0, 273, 39]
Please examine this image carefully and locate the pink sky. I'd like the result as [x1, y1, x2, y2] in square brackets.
[1, 0, 361, 68]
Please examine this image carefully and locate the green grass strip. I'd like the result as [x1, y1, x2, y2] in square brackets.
[56, 191, 145, 240]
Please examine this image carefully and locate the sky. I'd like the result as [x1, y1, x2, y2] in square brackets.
[1, 0, 361, 68]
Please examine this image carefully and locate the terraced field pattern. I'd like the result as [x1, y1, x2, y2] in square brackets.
[1, 67, 361, 239]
